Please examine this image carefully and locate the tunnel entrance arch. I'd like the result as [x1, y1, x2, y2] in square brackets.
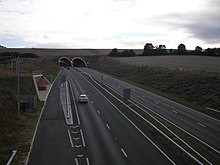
[58, 57, 72, 67]
[72, 57, 87, 67]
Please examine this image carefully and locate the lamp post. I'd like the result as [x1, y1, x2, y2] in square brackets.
[16, 55, 20, 116]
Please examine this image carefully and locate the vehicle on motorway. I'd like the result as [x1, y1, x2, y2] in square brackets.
[78, 94, 88, 103]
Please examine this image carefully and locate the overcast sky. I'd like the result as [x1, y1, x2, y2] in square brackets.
[0, 0, 220, 49]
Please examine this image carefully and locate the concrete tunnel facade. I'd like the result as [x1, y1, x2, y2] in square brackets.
[58, 57, 87, 67]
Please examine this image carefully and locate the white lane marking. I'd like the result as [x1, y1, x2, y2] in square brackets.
[70, 125, 79, 129]
[121, 148, 128, 158]
[71, 130, 79, 134]
[75, 158, 79, 165]
[155, 101, 159, 104]
[198, 123, 206, 128]
[75, 145, 82, 148]
[97, 110, 101, 114]
[80, 129, 86, 147]
[77, 154, 83, 158]
[142, 95, 146, 98]
[73, 137, 80, 140]
[69, 82, 81, 125]
[67, 130, 74, 148]
[172, 110, 178, 114]
[106, 124, 111, 130]
[86, 158, 90, 165]
[91, 101, 94, 104]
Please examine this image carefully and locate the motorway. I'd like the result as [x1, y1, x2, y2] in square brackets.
[79, 67, 220, 153]
[27, 68, 186, 165]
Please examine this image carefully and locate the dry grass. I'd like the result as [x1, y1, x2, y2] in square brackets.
[116, 55, 220, 72]
[0, 48, 143, 57]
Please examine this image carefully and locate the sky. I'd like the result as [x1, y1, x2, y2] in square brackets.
[0, 0, 220, 49]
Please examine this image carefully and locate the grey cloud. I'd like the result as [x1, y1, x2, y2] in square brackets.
[148, 0, 220, 45]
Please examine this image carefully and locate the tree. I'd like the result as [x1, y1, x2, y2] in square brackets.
[195, 46, 203, 55]
[177, 43, 186, 54]
[109, 48, 118, 57]
[159, 45, 166, 49]
[144, 43, 154, 51]
[195, 46, 202, 52]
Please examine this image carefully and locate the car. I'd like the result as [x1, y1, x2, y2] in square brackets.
[78, 94, 88, 103]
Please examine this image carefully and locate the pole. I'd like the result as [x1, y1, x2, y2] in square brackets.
[16, 56, 20, 116]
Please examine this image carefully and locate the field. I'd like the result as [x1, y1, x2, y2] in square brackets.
[0, 48, 143, 57]
[116, 55, 220, 72]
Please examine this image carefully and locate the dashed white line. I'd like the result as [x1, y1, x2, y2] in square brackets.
[86, 158, 90, 165]
[106, 124, 111, 130]
[172, 110, 178, 114]
[67, 130, 74, 148]
[80, 129, 86, 147]
[91, 101, 94, 104]
[155, 101, 159, 105]
[121, 148, 128, 158]
[198, 123, 206, 128]
[97, 110, 101, 114]
[75, 158, 79, 165]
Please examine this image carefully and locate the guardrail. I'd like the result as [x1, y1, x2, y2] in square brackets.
[7, 150, 17, 165]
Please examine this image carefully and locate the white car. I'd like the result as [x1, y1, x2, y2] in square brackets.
[78, 94, 88, 103]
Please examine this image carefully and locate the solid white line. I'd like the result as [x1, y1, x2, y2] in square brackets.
[67, 130, 74, 148]
[106, 124, 111, 130]
[75, 158, 79, 165]
[121, 148, 128, 158]
[82, 73, 176, 164]
[206, 107, 220, 113]
[69, 82, 81, 125]
[86, 158, 90, 165]
[80, 129, 86, 147]
[198, 123, 206, 128]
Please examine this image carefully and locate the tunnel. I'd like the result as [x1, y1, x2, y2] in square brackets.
[72, 57, 87, 67]
[58, 57, 72, 68]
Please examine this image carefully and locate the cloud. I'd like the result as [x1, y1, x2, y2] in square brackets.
[149, 0, 220, 46]
[0, 0, 220, 49]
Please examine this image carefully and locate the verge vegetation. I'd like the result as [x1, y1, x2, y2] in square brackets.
[0, 55, 59, 164]
[86, 56, 220, 119]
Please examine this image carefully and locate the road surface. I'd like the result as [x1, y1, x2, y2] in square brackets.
[28, 68, 180, 165]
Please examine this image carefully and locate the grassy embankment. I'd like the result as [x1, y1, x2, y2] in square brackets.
[86, 56, 220, 119]
[0, 56, 59, 164]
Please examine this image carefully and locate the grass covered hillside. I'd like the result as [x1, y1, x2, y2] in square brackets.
[0, 56, 59, 164]
[87, 56, 220, 119]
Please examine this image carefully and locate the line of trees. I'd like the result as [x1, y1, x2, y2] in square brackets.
[108, 43, 220, 57]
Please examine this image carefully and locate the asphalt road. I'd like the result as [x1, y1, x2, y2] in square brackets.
[79, 67, 220, 153]
[28, 68, 179, 165]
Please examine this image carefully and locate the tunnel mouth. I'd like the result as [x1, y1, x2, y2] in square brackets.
[58, 57, 72, 67]
[72, 57, 87, 67]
